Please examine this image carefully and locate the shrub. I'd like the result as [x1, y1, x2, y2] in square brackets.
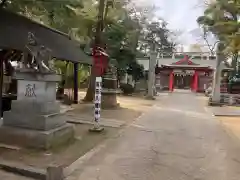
[120, 83, 134, 95]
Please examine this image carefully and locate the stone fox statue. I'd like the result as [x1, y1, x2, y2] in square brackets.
[24, 32, 53, 73]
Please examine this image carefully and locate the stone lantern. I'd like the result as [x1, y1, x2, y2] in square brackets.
[101, 63, 119, 109]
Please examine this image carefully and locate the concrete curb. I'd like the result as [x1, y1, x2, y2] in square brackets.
[64, 139, 108, 178]
[0, 160, 46, 180]
[213, 114, 240, 117]
[67, 119, 125, 128]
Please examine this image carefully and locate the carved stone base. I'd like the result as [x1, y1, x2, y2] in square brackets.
[208, 97, 222, 106]
[145, 96, 156, 100]
[0, 124, 74, 149]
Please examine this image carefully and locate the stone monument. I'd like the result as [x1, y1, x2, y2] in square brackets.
[0, 32, 74, 149]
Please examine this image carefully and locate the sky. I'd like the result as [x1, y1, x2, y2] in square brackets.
[139, 0, 206, 50]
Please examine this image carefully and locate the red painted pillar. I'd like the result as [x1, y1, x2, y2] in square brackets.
[193, 71, 198, 92]
[191, 75, 194, 91]
[169, 71, 174, 92]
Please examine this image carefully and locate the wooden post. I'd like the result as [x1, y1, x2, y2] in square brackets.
[73, 63, 78, 104]
[0, 51, 4, 117]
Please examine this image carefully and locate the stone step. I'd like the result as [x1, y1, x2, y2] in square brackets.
[66, 114, 125, 128]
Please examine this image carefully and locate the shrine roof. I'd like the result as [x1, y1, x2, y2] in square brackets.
[161, 64, 211, 68]
[161, 55, 212, 68]
[170, 55, 199, 66]
[0, 9, 92, 64]
[136, 54, 233, 71]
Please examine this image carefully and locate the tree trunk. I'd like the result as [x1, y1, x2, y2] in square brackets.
[83, 66, 95, 102]
[83, 0, 106, 102]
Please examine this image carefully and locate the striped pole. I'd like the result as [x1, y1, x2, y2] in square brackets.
[90, 76, 104, 132]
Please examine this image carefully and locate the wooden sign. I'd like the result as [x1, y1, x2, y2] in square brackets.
[197, 72, 205, 76]
[173, 69, 182, 73]
[186, 70, 194, 74]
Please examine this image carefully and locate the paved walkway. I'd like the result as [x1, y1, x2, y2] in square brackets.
[67, 92, 240, 180]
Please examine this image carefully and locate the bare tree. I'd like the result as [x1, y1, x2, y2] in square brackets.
[190, 27, 216, 55]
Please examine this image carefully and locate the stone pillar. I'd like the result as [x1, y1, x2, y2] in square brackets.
[147, 52, 157, 99]
[209, 43, 225, 106]
[0, 70, 74, 149]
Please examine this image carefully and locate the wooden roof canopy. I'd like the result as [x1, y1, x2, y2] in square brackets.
[0, 9, 92, 65]
[162, 55, 211, 68]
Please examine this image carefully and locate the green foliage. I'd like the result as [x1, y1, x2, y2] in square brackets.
[120, 83, 135, 94]
[197, 0, 240, 73]
[141, 20, 176, 54]
[197, 0, 240, 53]
[4, 0, 177, 82]
[54, 60, 89, 88]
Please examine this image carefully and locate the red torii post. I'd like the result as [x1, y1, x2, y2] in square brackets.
[169, 70, 174, 92]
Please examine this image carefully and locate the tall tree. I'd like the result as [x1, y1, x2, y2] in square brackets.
[140, 20, 176, 56]
[83, 0, 114, 102]
[197, 0, 240, 73]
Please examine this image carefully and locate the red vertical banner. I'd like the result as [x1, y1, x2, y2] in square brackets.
[93, 55, 103, 76]
[169, 71, 174, 92]
[93, 47, 108, 76]
[193, 71, 199, 92]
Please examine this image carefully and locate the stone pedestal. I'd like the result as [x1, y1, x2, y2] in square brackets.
[101, 89, 119, 109]
[0, 71, 74, 149]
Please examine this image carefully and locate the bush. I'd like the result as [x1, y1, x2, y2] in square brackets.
[120, 83, 134, 95]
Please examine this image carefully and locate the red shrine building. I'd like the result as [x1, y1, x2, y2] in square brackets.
[137, 53, 224, 93]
